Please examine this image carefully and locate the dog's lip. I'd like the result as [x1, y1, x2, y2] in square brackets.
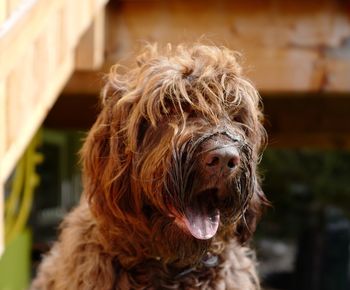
[173, 188, 221, 240]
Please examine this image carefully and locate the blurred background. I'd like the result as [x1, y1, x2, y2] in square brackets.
[1, 0, 350, 289]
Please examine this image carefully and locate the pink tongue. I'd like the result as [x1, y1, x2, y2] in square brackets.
[183, 207, 220, 240]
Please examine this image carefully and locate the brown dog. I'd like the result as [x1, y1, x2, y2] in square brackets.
[31, 44, 268, 289]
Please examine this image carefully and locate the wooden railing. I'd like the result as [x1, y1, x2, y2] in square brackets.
[0, 0, 109, 254]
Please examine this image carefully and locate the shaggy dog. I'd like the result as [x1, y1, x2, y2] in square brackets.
[31, 44, 268, 290]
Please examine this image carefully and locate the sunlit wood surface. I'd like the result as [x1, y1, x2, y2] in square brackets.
[66, 0, 350, 95]
[0, 0, 109, 255]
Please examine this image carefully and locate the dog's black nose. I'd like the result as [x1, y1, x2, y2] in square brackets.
[204, 147, 240, 175]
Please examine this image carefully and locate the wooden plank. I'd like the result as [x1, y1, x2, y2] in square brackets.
[6, 45, 36, 150]
[33, 9, 63, 98]
[0, 0, 110, 255]
[0, 1, 7, 25]
[77, 0, 347, 94]
[245, 48, 322, 92]
[76, 0, 93, 38]
[114, 0, 309, 91]
[0, 0, 64, 80]
[0, 54, 74, 183]
[64, 70, 104, 95]
[75, 7, 105, 70]
[61, 0, 76, 54]
[7, 0, 24, 16]
[324, 41, 350, 92]
[0, 0, 110, 180]
[0, 81, 5, 160]
[324, 60, 350, 92]
[45, 10, 60, 80]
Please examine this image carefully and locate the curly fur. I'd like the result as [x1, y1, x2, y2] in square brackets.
[31, 44, 268, 290]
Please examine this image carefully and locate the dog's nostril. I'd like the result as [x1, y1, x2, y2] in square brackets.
[206, 156, 220, 167]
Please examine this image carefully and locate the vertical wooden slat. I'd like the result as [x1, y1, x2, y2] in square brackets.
[22, 44, 36, 116]
[0, 1, 7, 25]
[58, 7, 68, 66]
[0, 0, 64, 81]
[46, 13, 59, 82]
[6, 44, 34, 159]
[67, 0, 80, 47]
[79, 0, 93, 35]
[62, 0, 77, 54]
[7, 58, 23, 149]
[75, 7, 105, 70]
[8, 0, 23, 16]
[0, 80, 6, 160]
[33, 27, 52, 102]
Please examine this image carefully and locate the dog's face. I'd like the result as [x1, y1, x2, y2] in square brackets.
[167, 130, 256, 241]
[135, 114, 259, 242]
[82, 44, 267, 264]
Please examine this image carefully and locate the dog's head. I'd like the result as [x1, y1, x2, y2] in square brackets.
[82, 44, 268, 263]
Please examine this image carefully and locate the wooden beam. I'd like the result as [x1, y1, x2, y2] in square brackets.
[263, 95, 350, 149]
[66, 0, 350, 94]
[324, 45, 350, 91]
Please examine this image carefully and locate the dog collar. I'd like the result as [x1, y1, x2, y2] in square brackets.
[174, 252, 219, 279]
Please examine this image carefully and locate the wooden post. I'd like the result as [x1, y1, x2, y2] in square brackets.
[0, 1, 6, 25]
[75, 7, 105, 70]
[0, 80, 5, 161]
[8, 0, 23, 16]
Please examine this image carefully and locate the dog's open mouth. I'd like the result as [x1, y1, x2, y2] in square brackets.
[180, 188, 220, 240]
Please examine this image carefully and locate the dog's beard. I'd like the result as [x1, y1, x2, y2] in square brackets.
[134, 130, 255, 266]
[163, 135, 254, 242]
[170, 176, 251, 241]
[146, 173, 251, 267]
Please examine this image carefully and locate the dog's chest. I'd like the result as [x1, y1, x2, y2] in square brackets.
[113, 253, 259, 290]
[116, 266, 218, 289]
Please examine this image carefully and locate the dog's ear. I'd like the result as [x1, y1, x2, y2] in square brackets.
[81, 79, 140, 226]
[227, 76, 267, 155]
[236, 181, 269, 244]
